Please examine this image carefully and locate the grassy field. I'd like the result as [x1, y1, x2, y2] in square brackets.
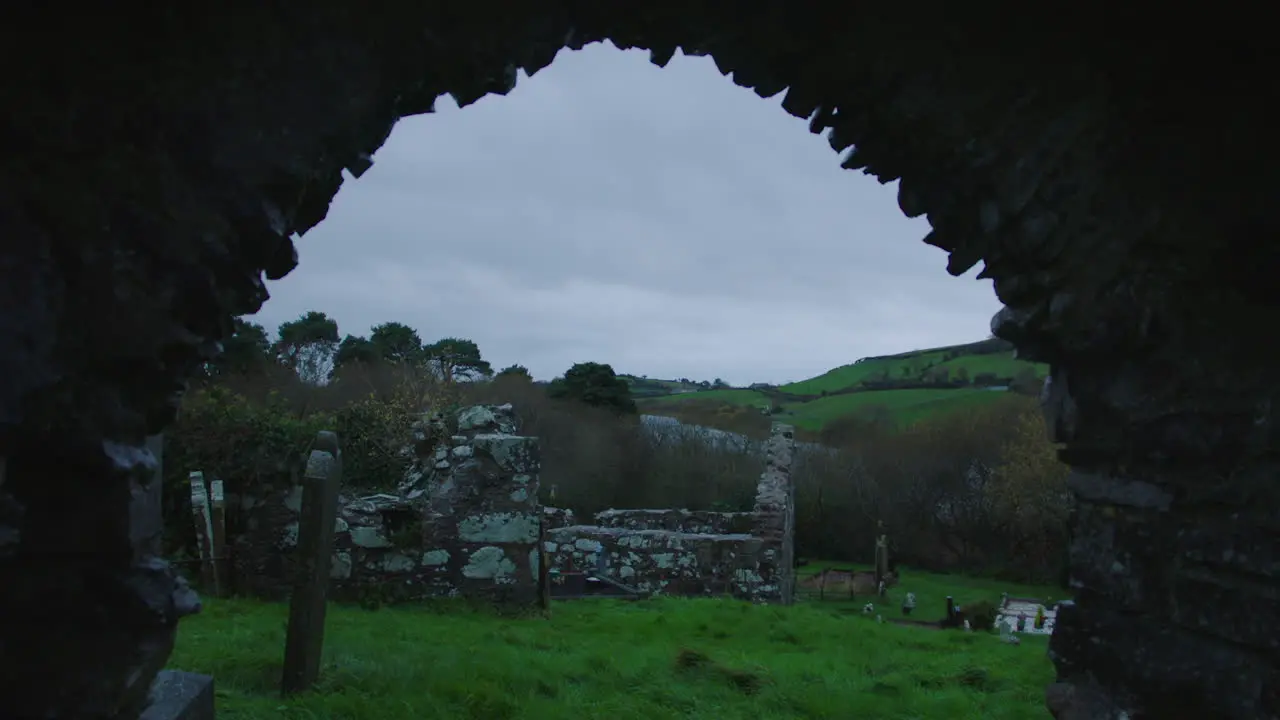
[169, 566, 1059, 720]
[779, 350, 955, 395]
[780, 388, 1006, 430]
[632, 339, 1048, 432]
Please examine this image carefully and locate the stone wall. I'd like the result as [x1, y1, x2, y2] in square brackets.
[231, 405, 542, 609]
[545, 525, 762, 596]
[593, 508, 754, 534]
[542, 506, 577, 529]
[544, 423, 796, 603]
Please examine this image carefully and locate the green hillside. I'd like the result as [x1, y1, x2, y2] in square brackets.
[781, 387, 1008, 430]
[633, 338, 1047, 432]
[642, 388, 768, 406]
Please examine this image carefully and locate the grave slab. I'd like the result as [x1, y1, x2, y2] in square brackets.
[139, 670, 215, 720]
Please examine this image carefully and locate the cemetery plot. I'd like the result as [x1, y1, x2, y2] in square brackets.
[996, 596, 1058, 636]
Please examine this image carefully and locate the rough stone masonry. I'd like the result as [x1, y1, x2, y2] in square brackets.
[228, 413, 796, 608]
[1, 5, 1278, 719]
[232, 404, 543, 608]
[545, 423, 796, 602]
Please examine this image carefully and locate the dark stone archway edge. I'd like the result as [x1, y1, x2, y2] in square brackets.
[1, 4, 1277, 718]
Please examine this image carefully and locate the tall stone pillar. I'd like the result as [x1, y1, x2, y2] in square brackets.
[0, 435, 202, 718]
[1036, 359, 1280, 720]
[751, 423, 796, 604]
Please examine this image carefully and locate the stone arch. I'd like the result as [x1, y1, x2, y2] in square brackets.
[1, 5, 1277, 719]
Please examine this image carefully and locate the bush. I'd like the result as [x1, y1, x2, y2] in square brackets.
[335, 394, 418, 491]
[162, 386, 333, 556]
[961, 598, 1001, 632]
[162, 362, 1071, 585]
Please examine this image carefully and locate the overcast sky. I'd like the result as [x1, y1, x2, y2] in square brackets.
[249, 44, 1002, 386]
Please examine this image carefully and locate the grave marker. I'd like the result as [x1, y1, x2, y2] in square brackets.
[281, 431, 342, 695]
[873, 522, 890, 585]
[209, 478, 226, 590]
[188, 471, 220, 595]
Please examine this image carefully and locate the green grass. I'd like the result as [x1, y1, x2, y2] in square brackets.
[876, 389, 1013, 429]
[779, 388, 1003, 430]
[795, 562, 1064, 621]
[931, 354, 1048, 380]
[169, 567, 1058, 720]
[780, 350, 955, 395]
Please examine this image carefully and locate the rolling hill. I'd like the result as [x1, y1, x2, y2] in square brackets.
[630, 338, 1047, 433]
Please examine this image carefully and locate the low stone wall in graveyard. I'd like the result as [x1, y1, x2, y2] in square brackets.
[542, 506, 577, 529]
[228, 404, 542, 609]
[543, 423, 797, 604]
[592, 508, 754, 534]
[544, 525, 765, 597]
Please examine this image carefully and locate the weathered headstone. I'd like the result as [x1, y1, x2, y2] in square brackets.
[188, 471, 219, 595]
[873, 525, 890, 585]
[209, 478, 226, 591]
[281, 431, 342, 695]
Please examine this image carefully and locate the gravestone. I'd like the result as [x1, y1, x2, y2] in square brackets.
[281, 431, 342, 695]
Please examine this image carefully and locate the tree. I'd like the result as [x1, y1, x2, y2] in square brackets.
[333, 334, 378, 372]
[548, 362, 637, 415]
[496, 364, 533, 381]
[988, 399, 1072, 578]
[989, 401, 1072, 531]
[370, 322, 425, 365]
[712, 377, 729, 389]
[423, 337, 493, 382]
[275, 311, 339, 384]
[205, 318, 271, 378]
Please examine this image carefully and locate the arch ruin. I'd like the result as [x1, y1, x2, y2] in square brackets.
[1, 5, 1277, 719]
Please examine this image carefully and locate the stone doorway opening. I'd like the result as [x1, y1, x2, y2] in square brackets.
[2, 7, 1278, 720]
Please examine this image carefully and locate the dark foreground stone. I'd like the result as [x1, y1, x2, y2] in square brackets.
[139, 671, 215, 720]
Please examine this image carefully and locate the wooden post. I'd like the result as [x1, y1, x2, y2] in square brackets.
[537, 521, 552, 614]
[281, 431, 342, 696]
[209, 477, 227, 594]
[189, 471, 220, 595]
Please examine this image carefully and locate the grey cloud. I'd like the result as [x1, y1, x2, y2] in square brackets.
[252, 43, 1002, 385]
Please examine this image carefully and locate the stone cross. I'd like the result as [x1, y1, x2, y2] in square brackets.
[874, 528, 890, 583]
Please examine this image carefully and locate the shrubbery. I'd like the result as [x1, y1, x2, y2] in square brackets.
[162, 359, 1071, 585]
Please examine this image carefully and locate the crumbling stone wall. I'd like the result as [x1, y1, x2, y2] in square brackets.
[593, 508, 754, 534]
[546, 526, 762, 596]
[542, 506, 577, 529]
[751, 424, 797, 604]
[545, 423, 796, 603]
[230, 405, 542, 608]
